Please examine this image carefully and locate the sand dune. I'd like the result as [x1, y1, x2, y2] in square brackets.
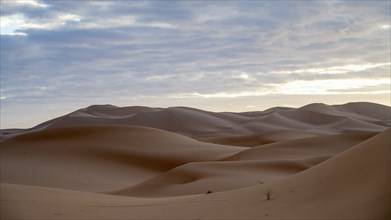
[1, 102, 390, 219]
[1, 125, 243, 192]
[115, 132, 377, 197]
[2, 102, 388, 140]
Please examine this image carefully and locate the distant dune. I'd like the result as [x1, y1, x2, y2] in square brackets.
[1, 102, 390, 219]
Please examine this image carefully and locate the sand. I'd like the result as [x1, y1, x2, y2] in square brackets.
[0, 102, 390, 219]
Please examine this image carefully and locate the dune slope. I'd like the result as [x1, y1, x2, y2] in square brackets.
[1, 125, 243, 192]
[1, 128, 389, 220]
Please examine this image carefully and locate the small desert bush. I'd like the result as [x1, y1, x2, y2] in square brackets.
[264, 188, 272, 200]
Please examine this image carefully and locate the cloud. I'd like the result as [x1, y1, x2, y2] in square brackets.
[0, 13, 81, 35]
[1, 1, 390, 128]
[274, 78, 390, 95]
[271, 63, 391, 75]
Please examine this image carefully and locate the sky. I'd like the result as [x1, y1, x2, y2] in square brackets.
[0, 0, 390, 128]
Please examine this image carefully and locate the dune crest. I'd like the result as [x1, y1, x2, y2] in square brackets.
[1, 102, 390, 219]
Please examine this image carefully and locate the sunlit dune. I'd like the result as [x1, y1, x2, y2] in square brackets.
[1, 102, 390, 219]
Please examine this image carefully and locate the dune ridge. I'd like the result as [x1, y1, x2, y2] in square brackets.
[1, 102, 389, 140]
[1, 102, 390, 219]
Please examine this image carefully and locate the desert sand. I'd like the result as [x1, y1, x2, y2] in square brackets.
[0, 102, 390, 219]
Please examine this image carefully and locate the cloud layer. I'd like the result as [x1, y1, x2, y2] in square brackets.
[1, 0, 390, 128]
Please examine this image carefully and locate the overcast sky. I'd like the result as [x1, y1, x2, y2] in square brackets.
[1, 0, 390, 128]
